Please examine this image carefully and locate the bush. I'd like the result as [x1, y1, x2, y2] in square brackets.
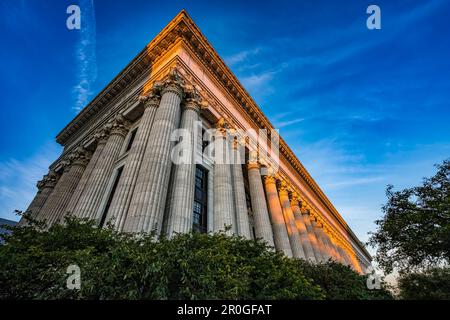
[0, 216, 323, 300]
[398, 268, 450, 300]
[296, 260, 393, 300]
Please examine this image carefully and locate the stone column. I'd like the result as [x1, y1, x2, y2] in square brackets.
[279, 183, 305, 259]
[213, 122, 235, 234]
[231, 141, 251, 239]
[40, 147, 91, 226]
[105, 93, 160, 230]
[320, 227, 339, 261]
[264, 175, 292, 257]
[124, 76, 183, 234]
[311, 219, 332, 261]
[19, 171, 59, 225]
[337, 246, 351, 266]
[73, 114, 129, 221]
[300, 204, 325, 262]
[165, 94, 200, 237]
[291, 195, 316, 262]
[65, 131, 108, 215]
[247, 162, 274, 247]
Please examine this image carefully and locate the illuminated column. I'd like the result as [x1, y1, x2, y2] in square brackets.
[279, 183, 305, 259]
[231, 141, 251, 239]
[300, 203, 326, 262]
[40, 147, 91, 226]
[165, 94, 200, 237]
[314, 220, 334, 261]
[213, 121, 235, 234]
[321, 226, 340, 261]
[74, 114, 129, 221]
[247, 162, 274, 247]
[310, 214, 331, 262]
[105, 94, 160, 230]
[19, 171, 59, 225]
[264, 175, 292, 257]
[124, 76, 183, 234]
[291, 195, 316, 262]
[66, 131, 108, 215]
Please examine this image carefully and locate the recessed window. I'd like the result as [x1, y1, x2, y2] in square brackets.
[193, 166, 208, 233]
[125, 128, 138, 152]
[99, 166, 124, 228]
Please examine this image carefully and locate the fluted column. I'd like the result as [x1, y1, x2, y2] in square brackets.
[279, 184, 305, 259]
[320, 226, 339, 261]
[124, 76, 183, 234]
[66, 131, 108, 215]
[311, 218, 332, 261]
[231, 141, 251, 239]
[74, 114, 129, 221]
[247, 162, 274, 246]
[337, 246, 351, 266]
[40, 148, 90, 226]
[300, 205, 325, 262]
[105, 94, 160, 230]
[165, 94, 200, 237]
[264, 176, 292, 257]
[213, 122, 235, 234]
[19, 171, 59, 225]
[291, 195, 316, 262]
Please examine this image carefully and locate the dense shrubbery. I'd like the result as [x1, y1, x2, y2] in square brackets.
[397, 268, 450, 300]
[0, 216, 391, 300]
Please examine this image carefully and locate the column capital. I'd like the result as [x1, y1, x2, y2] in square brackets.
[278, 180, 292, 195]
[183, 96, 202, 113]
[139, 92, 161, 109]
[246, 161, 260, 171]
[107, 114, 130, 138]
[68, 147, 91, 168]
[157, 70, 185, 99]
[39, 171, 58, 189]
[263, 174, 278, 186]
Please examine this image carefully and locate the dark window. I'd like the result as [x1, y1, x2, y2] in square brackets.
[125, 128, 138, 152]
[193, 166, 208, 233]
[201, 128, 209, 153]
[99, 166, 124, 227]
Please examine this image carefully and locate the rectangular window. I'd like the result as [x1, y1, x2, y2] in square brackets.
[125, 128, 138, 152]
[99, 166, 124, 228]
[193, 166, 208, 233]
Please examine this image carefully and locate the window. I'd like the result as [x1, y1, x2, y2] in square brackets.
[193, 166, 208, 233]
[125, 128, 138, 152]
[99, 166, 124, 227]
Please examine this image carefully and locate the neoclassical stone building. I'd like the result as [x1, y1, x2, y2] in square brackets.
[22, 10, 371, 273]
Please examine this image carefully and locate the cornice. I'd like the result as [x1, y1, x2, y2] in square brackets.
[54, 9, 370, 260]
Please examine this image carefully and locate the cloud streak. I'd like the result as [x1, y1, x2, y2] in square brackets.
[72, 0, 97, 112]
[0, 142, 61, 221]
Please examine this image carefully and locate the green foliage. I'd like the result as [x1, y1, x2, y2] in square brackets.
[0, 216, 324, 300]
[296, 260, 393, 300]
[1, 215, 393, 300]
[398, 267, 450, 300]
[369, 159, 450, 274]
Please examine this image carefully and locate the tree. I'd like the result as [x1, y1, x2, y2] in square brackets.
[369, 159, 450, 274]
[398, 268, 450, 300]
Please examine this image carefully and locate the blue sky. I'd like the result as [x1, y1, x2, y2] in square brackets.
[1, 0, 449, 248]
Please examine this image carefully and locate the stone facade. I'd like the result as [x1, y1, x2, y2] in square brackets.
[21, 10, 371, 273]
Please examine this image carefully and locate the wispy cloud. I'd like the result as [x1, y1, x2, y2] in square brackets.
[72, 0, 97, 112]
[273, 117, 305, 129]
[224, 47, 261, 66]
[0, 142, 61, 221]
